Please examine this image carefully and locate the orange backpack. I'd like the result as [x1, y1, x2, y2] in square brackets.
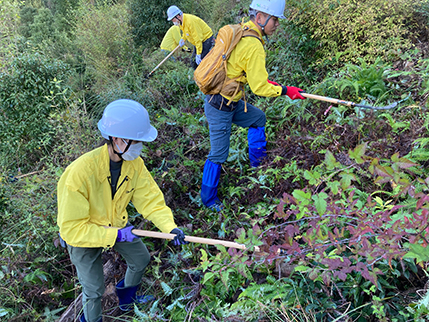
[193, 23, 261, 105]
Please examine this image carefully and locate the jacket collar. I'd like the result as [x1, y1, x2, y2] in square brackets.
[245, 20, 265, 45]
[97, 144, 137, 183]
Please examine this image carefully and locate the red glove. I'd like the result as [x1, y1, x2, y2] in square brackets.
[267, 79, 281, 86]
[283, 86, 305, 100]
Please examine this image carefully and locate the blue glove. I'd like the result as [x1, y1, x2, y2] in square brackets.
[179, 39, 185, 47]
[170, 228, 188, 245]
[195, 54, 202, 65]
[117, 225, 138, 243]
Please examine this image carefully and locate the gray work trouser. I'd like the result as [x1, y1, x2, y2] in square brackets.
[67, 238, 150, 322]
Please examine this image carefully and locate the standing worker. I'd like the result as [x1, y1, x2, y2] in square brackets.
[166, 5, 213, 69]
[57, 99, 188, 322]
[200, 0, 306, 211]
[160, 25, 190, 56]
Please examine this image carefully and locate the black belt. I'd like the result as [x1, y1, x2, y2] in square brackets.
[208, 94, 238, 112]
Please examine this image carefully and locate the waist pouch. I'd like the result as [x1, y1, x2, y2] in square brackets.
[208, 94, 239, 112]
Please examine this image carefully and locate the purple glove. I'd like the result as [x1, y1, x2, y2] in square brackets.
[170, 228, 189, 245]
[117, 225, 138, 243]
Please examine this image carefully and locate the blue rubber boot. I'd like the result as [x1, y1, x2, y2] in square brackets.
[116, 279, 155, 311]
[248, 127, 267, 167]
[201, 160, 223, 210]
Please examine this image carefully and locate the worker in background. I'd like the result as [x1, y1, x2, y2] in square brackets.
[57, 99, 188, 322]
[160, 25, 191, 58]
[166, 5, 213, 69]
[200, 0, 306, 211]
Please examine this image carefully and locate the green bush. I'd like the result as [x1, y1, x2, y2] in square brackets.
[0, 52, 72, 172]
[17, 5, 75, 62]
[128, 0, 172, 50]
[0, 0, 21, 70]
[74, 0, 134, 92]
[286, 0, 422, 69]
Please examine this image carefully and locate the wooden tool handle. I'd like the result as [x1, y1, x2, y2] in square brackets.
[147, 44, 181, 77]
[301, 93, 355, 107]
[132, 229, 252, 250]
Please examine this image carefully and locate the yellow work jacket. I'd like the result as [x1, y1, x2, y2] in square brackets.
[160, 25, 188, 51]
[57, 145, 177, 248]
[179, 13, 213, 55]
[221, 20, 283, 102]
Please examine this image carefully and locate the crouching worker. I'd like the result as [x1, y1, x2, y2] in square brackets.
[57, 99, 188, 322]
[166, 5, 213, 69]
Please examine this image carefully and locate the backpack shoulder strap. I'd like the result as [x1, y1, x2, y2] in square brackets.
[241, 26, 262, 43]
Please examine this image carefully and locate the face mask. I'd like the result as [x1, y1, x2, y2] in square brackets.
[173, 21, 180, 26]
[122, 142, 143, 161]
[115, 140, 143, 161]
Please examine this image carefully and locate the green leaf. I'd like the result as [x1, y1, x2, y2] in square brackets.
[339, 172, 356, 189]
[294, 265, 310, 273]
[324, 150, 340, 170]
[0, 308, 9, 317]
[404, 244, 429, 263]
[312, 192, 328, 215]
[391, 153, 417, 169]
[220, 270, 230, 289]
[292, 190, 311, 202]
[348, 143, 367, 164]
[203, 272, 216, 284]
[304, 170, 321, 185]
[327, 181, 340, 194]
[161, 281, 173, 296]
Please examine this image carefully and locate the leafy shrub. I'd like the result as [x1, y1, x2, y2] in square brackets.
[180, 0, 250, 32]
[0, 0, 20, 70]
[0, 101, 96, 320]
[266, 17, 320, 87]
[286, 0, 421, 69]
[74, 0, 134, 92]
[128, 0, 172, 50]
[17, 6, 75, 62]
[314, 57, 393, 105]
[245, 146, 428, 321]
[142, 55, 201, 111]
[0, 52, 72, 171]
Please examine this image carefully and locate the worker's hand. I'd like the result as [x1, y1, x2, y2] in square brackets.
[170, 228, 189, 245]
[267, 79, 280, 86]
[117, 225, 139, 243]
[282, 86, 306, 100]
[195, 54, 202, 65]
[179, 39, 185, 47]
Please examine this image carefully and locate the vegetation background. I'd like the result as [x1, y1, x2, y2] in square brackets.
[2, 0, 429, 321]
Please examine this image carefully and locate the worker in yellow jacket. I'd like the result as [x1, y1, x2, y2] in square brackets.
[166, 5, 213, 69]
[160, 25, 190, 54]
[57, 99, 188, 322]
[200, 0, 306, 211]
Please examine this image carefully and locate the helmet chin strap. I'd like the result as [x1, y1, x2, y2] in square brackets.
[176, 14, 183, 25]
[257, 14, 272, 42]
[109, 136, 133, 160]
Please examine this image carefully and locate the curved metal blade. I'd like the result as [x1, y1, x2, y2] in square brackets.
[354, 94, 410, 110]
[355, 101, 399, 110]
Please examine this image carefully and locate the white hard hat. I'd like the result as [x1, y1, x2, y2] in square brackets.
[98, 99, 158, 142]
[250, 0, 286, 19]
[167, 5, 182, 21]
